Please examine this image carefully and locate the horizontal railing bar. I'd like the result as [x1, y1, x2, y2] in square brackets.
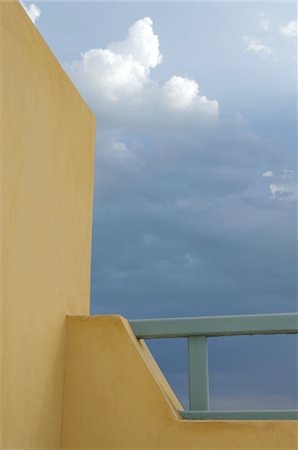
[129, 313, 298, 339]
[180, 410, 298, 420]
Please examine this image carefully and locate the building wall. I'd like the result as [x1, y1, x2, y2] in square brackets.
[62, 316, 298, 450]
[0, 2, 95, 448]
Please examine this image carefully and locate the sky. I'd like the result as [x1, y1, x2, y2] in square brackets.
[24, 1, 297, 410]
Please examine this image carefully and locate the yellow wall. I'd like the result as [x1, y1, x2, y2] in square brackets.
[0, 2, 95, 448]
[62, 316, 298, 450]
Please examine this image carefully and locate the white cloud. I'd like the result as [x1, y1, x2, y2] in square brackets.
[279, 20, 298, 37]
[267, 169, 296, 201]
[67, 17, 161, 104]
[162, 76, 199, 111]
[69, 48, 147, 102]
[269, 184, 288, 198]
[242, 35, 272, 56]
[269, 182, 297, 201]
[161, 76, 218, 116]
[259, 19, 271, 32]
[262, 170, 273, 177]
[66, 17, 218, 123]
[22, 3, 41, 24]
[108, 17, 162, 70]
[113, 142, 129, 153]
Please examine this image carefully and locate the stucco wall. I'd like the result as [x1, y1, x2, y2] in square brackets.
[0, 2, 95, 448]
[62, 315, 298, 450]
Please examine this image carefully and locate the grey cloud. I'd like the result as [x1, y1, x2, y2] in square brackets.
[62, 14, 297, 410]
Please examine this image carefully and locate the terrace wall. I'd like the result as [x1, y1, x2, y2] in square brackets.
[62, 315, 298, 450]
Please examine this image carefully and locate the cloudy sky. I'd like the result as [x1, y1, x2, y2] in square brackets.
[25, 1, 297, 410]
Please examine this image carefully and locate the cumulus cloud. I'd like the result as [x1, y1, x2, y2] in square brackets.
[259, 18, 271, 32]
[161, 76, 218, 116]
[268, 169, 296, 201]
[66, 17, 218, 123]
[242, 35, 272, 56]
[62, 15, 296, 325]
[108, 17, 162, 70]
[262, 170, 273, 177]
[68, 17, 160, 103]
[69, 48, 147, 101]
[269, 184, 289, 198]
[279, 20, 298, 37]
[258, 12, 271, 32]
[162, 76, 199, 110]
[21, 2, 41, 24]
[73, 8, 296, 411]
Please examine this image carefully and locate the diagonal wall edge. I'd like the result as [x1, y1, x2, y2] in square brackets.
[62, 315, 298, 450]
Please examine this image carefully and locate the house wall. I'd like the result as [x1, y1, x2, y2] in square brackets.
[0, 2, 95, 448]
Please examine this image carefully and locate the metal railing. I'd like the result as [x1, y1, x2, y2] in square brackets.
[129, 313, 298, 420]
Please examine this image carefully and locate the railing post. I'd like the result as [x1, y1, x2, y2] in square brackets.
[188, 336, 209, 410]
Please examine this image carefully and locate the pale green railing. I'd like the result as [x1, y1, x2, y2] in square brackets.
[129, 313, 298, 420]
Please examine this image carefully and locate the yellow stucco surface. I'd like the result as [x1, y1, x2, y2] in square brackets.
[0, 2, 95, 448]
[62, 315, 298, 450]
